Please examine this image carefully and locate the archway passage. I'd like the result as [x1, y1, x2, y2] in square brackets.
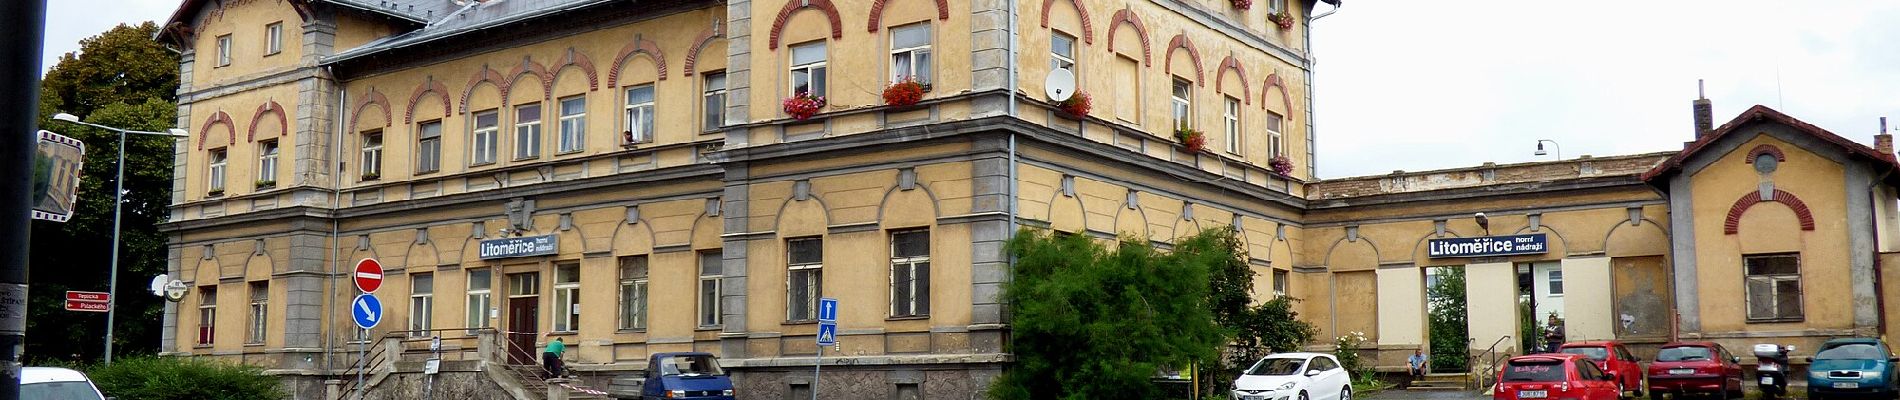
[1425, 266, 1469, 374]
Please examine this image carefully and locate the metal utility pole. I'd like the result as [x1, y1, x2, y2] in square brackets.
[0, 0, 47, 399]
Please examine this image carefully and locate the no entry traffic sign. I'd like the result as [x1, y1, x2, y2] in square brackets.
[354, 258, 384, 293]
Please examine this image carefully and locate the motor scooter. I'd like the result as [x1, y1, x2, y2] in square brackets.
[1753, 343, 1795, 399]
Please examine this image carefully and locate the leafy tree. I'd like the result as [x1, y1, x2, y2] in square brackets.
[1427, 267, 1469, 372]
[87, 356, 282, 399]
[26, 22, 179, 364]
[1219, 297, 1315, 390]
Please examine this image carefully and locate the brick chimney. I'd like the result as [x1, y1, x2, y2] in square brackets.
[1878, 117, 1894, 158]
[1693, 79, 1714, 138]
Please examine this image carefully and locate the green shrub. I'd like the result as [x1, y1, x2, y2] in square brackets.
[87, 356, 282, 400]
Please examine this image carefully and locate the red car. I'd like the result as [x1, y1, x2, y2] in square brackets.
[1646, 341, 1745, 400]
[1559, 341, 1647, 397]
[1494, 353, 1622, 400]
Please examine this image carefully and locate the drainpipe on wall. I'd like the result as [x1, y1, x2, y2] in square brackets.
[1869, 165, 1893, 339]
[325, 66, 346, 373]
[1302, 2, 1337, 179]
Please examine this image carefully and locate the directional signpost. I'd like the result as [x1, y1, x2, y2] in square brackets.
[353, 258, 383, 400]
[64, 291, 109, 312]
[813, 297, 838, 400]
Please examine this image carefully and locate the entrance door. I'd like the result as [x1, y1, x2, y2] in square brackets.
[506, 272, 540, 365]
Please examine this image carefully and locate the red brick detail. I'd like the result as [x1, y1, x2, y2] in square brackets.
[1039, 0, 1095, 44]
[350, 86, 392, 130]
[1746, 144, 1787, 164]
[767, 0, 845, 50]
[1107, 8, 1152, 65]
[550, 47, 600, 91]
[196, 110, 235, 150]
[245, 100, 288, 142]
[459, 66, 508, 113]
[404, 77, 451, 125]
[606, 36, 669, 87]
[1644, 105, 1900, 182]
[504, 57, 554, 103]
[1165, 33, 1204, 86]
[1216, 56, 1250, 104]
[866, 0, 950, 32]
[1260, 73, 1292, 111]
[1724, 188, 1817, 234]
[682, 26, 725, 77]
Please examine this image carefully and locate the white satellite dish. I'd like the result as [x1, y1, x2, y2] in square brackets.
[148, 274, 168, 297]
[1044, 68, 1076, 102]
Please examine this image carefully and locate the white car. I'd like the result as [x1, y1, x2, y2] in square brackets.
[1232, 352, 1354, 400]
[22, 367, 109, 400]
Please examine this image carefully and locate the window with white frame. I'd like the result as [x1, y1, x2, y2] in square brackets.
[890, 23, 932, 85]
[789, 42, 828, 97]
[216, 34, 232, 66]
[1548, 270, 1564, 296]
[699, 251, 722, 327]
[787, 237, 823, 321]
[417, 121, 442, 173]
[1273, 269, 1289, 298]
[619, 256, 649, 331]
[514, 103, 542, 160]
[623, 85, 654, 144]
[1745, 253, 1803, 321]
[265, 22, 283, 55]
[360, 131, 382, 179]
[1171, 79, 1192, 130]
[1224, 97, 1241, 154]
[409, 273, 433, 336]
[1268, 0, 1288, 13]
[1266, 110, 1284, 158]
[208, 148, 227, 193]
[890, 230, 930, 317]
[702, 72, 727, 132]
[1051, 32, 1077, 73]
[257, 139, 278, 187]
[471, 110, 498, 165]
[553, 263, 580, 332]
[557, 96, 585, 153]
[466, 268, 491, 332]
[198, 286, 217, 345]
[247, 281, 267, 344]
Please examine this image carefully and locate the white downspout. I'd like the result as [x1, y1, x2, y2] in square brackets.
[1302, 2, 1337, 179]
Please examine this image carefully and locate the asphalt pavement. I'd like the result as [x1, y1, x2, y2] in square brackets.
[1365, 390, 1490, 400]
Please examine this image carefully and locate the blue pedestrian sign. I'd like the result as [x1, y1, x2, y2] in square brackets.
[352, 294, 383, 330]
[817, 297, 838, 322]
[815, 322, 838, 346]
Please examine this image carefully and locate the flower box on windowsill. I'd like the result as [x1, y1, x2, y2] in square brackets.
[883, 78, 929, 110]
[1268, 156, 1293, 176]
[254, 180, 276, 190]
[360, 173, 380, 181]
[206, 190, 224, 197]
[783, 92, 827, 121]
[1054, 91, 1092, 120]
[1173, 126, 1207, 153]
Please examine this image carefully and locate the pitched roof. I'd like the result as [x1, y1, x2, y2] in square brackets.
[324, 0, 615, 64]
[160, 0, 440, 45]
[1640, 105, 1900, 182]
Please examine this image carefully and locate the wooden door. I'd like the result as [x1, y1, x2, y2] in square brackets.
[1610, 256, 1672, 339]
[508, 296, 538, 365]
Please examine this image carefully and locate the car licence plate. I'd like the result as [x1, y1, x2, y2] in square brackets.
[1519, 390, 1548, 398]
[1835, 382, 1860, 389]
[1761, 377, 1774, 385]
[1669, 368, 1695, 375]
[1240, 395, 1266, 400]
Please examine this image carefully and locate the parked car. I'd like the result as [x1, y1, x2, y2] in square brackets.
[1231, 352, 1353, 400]
[1492, 353, 1621, 400]
[1805, 337, 1900, 400]
[609, 352, 735, 400]
[1558, 340, 1646, 397]
[21, 367, 108, 400]
[1646, 341, 1744, 400]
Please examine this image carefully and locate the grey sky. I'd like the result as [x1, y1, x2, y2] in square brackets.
[41, 1, 1900, 180]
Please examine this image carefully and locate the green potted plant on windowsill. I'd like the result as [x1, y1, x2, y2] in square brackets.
[360, 172, 380, 181]
[1173, 124, 1206, 153]
[1054, 91, 1092, 119]
[254, 179, 276, 190]
[206, 189, 224, 197]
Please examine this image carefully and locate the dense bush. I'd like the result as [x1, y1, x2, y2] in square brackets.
[87, 356, 282, 400]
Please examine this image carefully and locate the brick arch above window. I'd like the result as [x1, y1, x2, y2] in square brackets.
[1260, 73, 1292, 111]
[460, 66, 508, 113]
[682, 25, 725, 77]
[1724, 188, 1817, 234]
[607, 35, 668, 87]
[197, 110, 236, 150]
[1039, 0, 1094, 44]
[1216, 55, 1250, 104]
[1164, 33, 1204, 86]
[504, 56, 553, 103]
[1107, 7, 1152, 65]
[550, 47, 600, 91]
[246, 100, 288, 142]
[1747, 144, 1788, 164]
[767, 0, 844, 50]
[866, 0, 950, 32]
[405, 76, 452, 124]
[350, 86, 392, 130]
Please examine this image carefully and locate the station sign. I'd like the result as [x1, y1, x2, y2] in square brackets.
[478, 235, 559, 260]
[1426, 233, 1549, 258]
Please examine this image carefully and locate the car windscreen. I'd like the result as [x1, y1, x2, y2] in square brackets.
[1245, 358, 1306, 376]
[1560, 346, 1609, 361]
[658, 355, 726, 377]
[21, 382, 103, 400]
[1817, 344, 1885, 360]
[1657, 346, 1713, 362]
[1502, 360, 1567, 382]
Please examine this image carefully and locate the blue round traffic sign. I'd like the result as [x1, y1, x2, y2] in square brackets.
[351, 294, 383, 330]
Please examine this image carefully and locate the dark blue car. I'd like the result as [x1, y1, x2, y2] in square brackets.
[641, 352, 736, 400]
[1807, 338, 1900, 400]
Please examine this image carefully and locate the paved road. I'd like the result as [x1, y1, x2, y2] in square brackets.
[1365, 389, 1489, 400]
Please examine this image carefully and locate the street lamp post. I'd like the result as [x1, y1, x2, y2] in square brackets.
[1535, 139, 1562, 160]
[50, 112, 187, 364]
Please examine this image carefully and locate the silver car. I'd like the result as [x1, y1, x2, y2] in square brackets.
[22, 367, 108, 400]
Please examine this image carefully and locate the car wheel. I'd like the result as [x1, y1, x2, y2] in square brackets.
[1298, 391, 1309, 400]
[1615, 382, 1626, 399]
[1339, 386, 1350, 400]
[1647, 391, 1664, 400]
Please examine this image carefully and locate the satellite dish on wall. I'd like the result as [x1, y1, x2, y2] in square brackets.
[148, 274, 168, 297]
[1045, 68, 1076, 101]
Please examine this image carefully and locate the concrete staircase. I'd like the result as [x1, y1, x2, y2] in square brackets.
[1406, 373, 1474, 392]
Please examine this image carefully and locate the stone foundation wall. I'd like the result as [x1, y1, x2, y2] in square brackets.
[728, 364, 1002, 400]
[353, 370, 513, 400]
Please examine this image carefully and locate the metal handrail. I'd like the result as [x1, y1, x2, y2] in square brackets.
[1473, 335, 1512, 391]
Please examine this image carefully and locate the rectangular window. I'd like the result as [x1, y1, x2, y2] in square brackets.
[1112, 56, 1140, 123]
[557, 97, 586, 153]
[466, 268, 492, 332]
[619, 256, 649, 330]
[256, 139, 278, 187]
[1224, 97, 1242, 154]
[216, 34, 232, 66]
[699, 251, 723, 327]
[890, 230, 931, 317]
[1268, 0, 1288, 13]
[509, 272, 539, 296]
[360, 131, 382, 180]
[889, 23, 932, 85]
[265, 22, 283, 55]
[553, 263, 580, 332]
[417, 121, 442, 173]
[409, 273, 433, 336]
[1171, 79, 1192, 130]
[1273, 269, 1289, 298]
[789, 42, 828, 97]
[1051, 33, 1077, 72]
[1548, 270, 1564, 295]
[207, 148, 227, 193]
[1266, 110, 1284, 158]
[247, 282, 267, 344]
[514, 103, 542, 160]
[1745, 254, 1803, 321]
[198, 286, 217, 345]
[624, 85, 655, 144]
[471, 110, 499, 165]
[702, 72, 727, 132]
[787, 237, 824, 321]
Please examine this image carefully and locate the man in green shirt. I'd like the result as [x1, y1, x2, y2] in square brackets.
[543, 337, 566, 378]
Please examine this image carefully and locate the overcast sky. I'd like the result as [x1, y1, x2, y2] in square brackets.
[40, 1, 1900, 179]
